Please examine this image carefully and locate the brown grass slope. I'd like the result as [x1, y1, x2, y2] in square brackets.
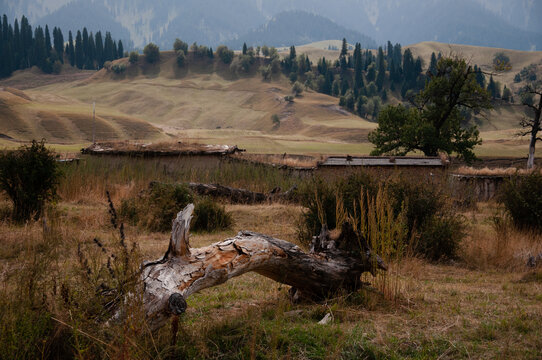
[0, 41, 541, 155]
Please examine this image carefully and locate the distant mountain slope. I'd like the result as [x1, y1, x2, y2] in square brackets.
[1, 0, 540, 52]
[226, 11, 376, 49]
[37, 0, 132, 46]
[365, 0, 542, 51]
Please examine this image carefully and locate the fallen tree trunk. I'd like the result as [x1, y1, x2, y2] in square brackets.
[141, 204, 386, 330]
[187, 182, 297, 203]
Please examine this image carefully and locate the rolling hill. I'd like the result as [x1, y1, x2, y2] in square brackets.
[0, 40, 540, 156]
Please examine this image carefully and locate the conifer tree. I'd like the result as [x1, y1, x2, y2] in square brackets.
[95, 31, 104, 68]
[82, 27, 89, 65]
[13, 19, 21, 68]
[340, 38, 348, 58]
[68, 31, 75, 66]
[376, 46, 386, 91]
[34, 26, 46, 70]
[103, 32, 114, 61]
[44, 25, 51, 57]
[117, 39, 124, 58]
[20, 16, 32, 69]
[428, 52, 437, 76]
[386, 40, 393, 70]
[87, 33, 95, 69]
[112, 41, 118, 60]
[242, 42, 247, 55]
[75, 30, 83, 69]
[53, 27, 64, 63]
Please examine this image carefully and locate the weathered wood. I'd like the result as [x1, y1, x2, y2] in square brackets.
[141, 204, 386, 330]
[187, 182, 297, 203]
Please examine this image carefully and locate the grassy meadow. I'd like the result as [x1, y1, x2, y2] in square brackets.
[0, 156, 541, 359]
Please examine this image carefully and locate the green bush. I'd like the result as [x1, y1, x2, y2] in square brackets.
[499, 172, 542, 231]
[0, 140, 61, 222]
[216, 45, 234, 64]
[128, 51, 139, 64]
[119, 182, 193, 232]
[143, 43, 160, 64]
[173, 38, 188, 53]
[176, 50, 185, 67]
[297, 173, 464, 260]
[192, 198, 233, 233]
[111, 63, 126, 74]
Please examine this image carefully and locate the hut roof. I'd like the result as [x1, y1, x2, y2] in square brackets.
[320, 156, 445, 167]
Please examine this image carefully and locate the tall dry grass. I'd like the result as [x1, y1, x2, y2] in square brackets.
[58, 156, 301, 203]
[461, 214, 542, 271]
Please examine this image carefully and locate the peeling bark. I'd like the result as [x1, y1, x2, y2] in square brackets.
[141, 205, 386, 330]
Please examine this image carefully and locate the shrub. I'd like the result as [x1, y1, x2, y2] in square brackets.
[143, 43, 160, 64]
[499, 172, 542, 231]
[284, 95, 294, 103]
[111, 63, 126, 74]
[271, 114, 280, 127]
[259, 65, 271, 80]
[292, 81, 304, 97]
[297, 173, 464, 260]
[176, 50, 185, 67]
[128, 51, 139, 64]
[216, 45, 234, 64]
[192, 198, 233, 233]
[52, 60, 62, 74]
[0, 140, 61, 222]
[119, 182, 193, 232]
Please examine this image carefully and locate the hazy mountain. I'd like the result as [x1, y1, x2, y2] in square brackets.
[226, 11, 377, 49]
[1, 0, 540, 50]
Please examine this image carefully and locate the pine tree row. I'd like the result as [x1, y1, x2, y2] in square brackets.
[0, 14, 124, 78]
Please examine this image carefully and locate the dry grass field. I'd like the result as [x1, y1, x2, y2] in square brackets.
[0, 41, 540, 158]
[0, 156, 541, 359]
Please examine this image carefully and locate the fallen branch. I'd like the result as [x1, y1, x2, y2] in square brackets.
[141, 204, 386, 330]
[187, 182, 297, 203]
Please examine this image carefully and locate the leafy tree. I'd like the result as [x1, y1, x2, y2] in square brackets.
[0, 140, 61, 222]
[143, 42, 160, 63]
[493, 52, 511, 71]
[216, 45, 234, 64]
[128, 51, 139, 64]
[369, 56, 492, 162]
[173, 38, 188, 53]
